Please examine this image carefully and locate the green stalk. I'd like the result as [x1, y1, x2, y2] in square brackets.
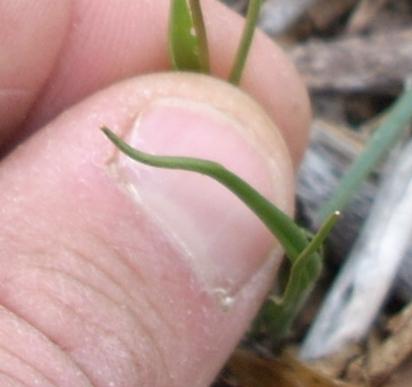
[260, 212, 340, 340]
[318, 87, 412, 222]
[101, 127, 338, 341]
[169, 0, 209, 72]
[229, 0, 262, 85]
[189, 0, 209, 73]
[102, 127, 307, 262]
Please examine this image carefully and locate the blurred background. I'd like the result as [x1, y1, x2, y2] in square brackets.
[216, 1, 412, 386]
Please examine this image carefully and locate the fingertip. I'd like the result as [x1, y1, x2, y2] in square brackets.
[0, 0, 70, 142]
[17, 0, 310, 166]
[0, 73, 293, 386]
[204, 1, 311, 164]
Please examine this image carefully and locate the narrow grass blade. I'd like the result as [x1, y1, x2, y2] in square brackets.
[102, 127, 338, 342]
[318, 87, 412, 222]
[229, 0, 262, 84]
[102, 126, 307, 261]
[169, 0, 209, 72]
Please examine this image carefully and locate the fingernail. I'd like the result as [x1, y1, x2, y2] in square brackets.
[114, 98, 286, 295]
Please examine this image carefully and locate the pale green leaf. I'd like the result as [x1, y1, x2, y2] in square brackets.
[169, 0, 209, 72]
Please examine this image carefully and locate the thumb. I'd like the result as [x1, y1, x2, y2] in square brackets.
[0, 73, 296, 386]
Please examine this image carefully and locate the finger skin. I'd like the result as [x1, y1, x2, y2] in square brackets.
[2, 0, 310, 164]
[0, 1, 311, 385]
[0, 0, 70, 142]
[0, 73, 294, 386]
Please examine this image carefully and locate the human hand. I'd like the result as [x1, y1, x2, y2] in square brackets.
[0, 1, 310, 386]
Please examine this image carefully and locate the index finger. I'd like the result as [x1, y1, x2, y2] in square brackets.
[1, 0, 310, 164]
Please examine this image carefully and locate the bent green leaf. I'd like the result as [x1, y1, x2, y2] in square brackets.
[101, 127, 337, 341]
[255, 212, 340, 341]
[169, 0, 209, 73]
[102, 127, 307, 261]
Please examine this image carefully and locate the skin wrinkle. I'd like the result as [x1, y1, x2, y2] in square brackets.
[0, 345, 56, 387]
[23, 229, 177, 344]
[19, 229, 148, 306]
[1, 203, 177, 383]
[41, 288, 139, 358]
[32, 264, 173, 384]
[55, 242, 143, 307]
[86, 229, 180, 338]
[0, 368, 30, 387]
[38, 290, 167, 387]
[28, 291, 120, 386]
[0, 295, 93, 387]
[0, 372, 27, 387]
[58, 239, 177, 385]
[81, 229, 148, 288]
[63, 242, 180, 342]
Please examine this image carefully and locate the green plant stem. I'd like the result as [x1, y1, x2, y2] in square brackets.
[256, 212, 340, 341]
[229, 0, 262, 85]
[102, 127, 338, 342]
[293, 211, 339, 265]
[318, 87, 412, 222]
[102, 127, 308, 262]
[169, 0, 209, 72]
[189, 0, 209, 73]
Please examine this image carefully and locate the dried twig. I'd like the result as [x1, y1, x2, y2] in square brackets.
[346, 0, 390, 34]
[297, 121, 412, 300]
[300, 138, 412, 359]
[259, 0, 318, 35]
[307, 0, 357, 31]
[367, 303, 412, 385]
[346, 303, 412, 386]
[290, 29, 412, 94]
